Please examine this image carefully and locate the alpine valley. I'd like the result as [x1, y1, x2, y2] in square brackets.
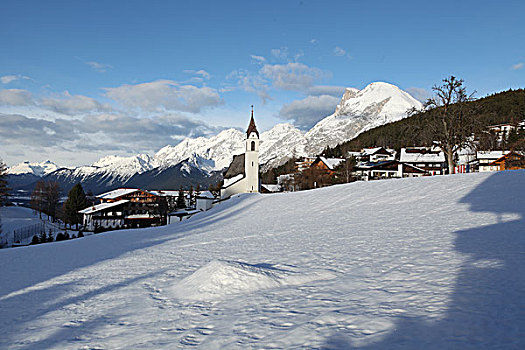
[7, 82, 422, 196]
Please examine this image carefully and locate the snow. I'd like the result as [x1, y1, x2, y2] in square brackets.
[1, 167, 523, 349]
[0, 206, 43, 235]
[78, 200, 129, 215]
[7, 160, 58, 176]
[222, 173, 243, 188]
[305, 82, 423, 154]
[400, 147, 446, 163]
[97, 188, 140, 200]
[319, 156, 344, 170]
[476, 150, 509, 160]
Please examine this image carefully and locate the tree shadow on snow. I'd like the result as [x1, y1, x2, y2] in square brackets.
[322, 170, 525, 349]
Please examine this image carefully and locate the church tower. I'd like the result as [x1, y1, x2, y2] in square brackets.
[244, 106, 259, 193]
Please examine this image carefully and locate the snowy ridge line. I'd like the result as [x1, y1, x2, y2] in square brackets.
[7, 82, 422, 179]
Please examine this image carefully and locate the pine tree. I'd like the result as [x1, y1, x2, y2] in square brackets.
[0, 159, 10, 206]
[177, 185, 186, 209]
[63, 183, 87, 229]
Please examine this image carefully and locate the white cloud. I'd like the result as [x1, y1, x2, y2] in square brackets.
[86, 61, 113, 73]
[0, 111, 219, 163]
[0, 89, 34, 106]
[310, 39, 318, 44]
[184, 69, 211, 80]
[271, 47, 289, 61]
[260, 62, 329, 93]
[279, 95, 340, 130]
[511, 62, 523, 70]
[41, 91, 112, 115]
[250, 55, 266, 63]
[226, 69, 271, 104]
[333, 47, 346, 57]
[104, 80, 222, 113]
[1, 74, 31, 84]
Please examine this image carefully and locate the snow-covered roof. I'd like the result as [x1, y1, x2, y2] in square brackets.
[148, 190, 180, 197]
[400, 148, 445, 163]
[79, 200, 129, 215]
[222, 173, 244, 188]
[261, 184, 281, 192]
[476, 151, 509, 160]
[97, 188, 141, 200]
[319, 157, 344, 170]
[361, 147, 383, 155]
[196, 191, 215, 199]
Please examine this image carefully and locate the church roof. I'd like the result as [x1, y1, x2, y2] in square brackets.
[246, 108, 259, 138]
[224, 153, 245, 179]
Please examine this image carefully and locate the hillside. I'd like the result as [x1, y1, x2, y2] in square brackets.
[0, 171, 523, 348]
[328, 88, 525, 156]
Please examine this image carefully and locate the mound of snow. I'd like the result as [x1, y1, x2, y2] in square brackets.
[170, 260, 335, 300]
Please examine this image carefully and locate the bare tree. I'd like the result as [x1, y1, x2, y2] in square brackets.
[425, 76, 478, 174]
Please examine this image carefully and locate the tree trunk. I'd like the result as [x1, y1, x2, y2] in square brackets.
[447, 148, 455, 174]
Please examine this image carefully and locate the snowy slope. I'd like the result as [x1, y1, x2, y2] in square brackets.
[305, 82, 423, 154]
[7, 160, 59, 176]
[1, 170, 523, 349]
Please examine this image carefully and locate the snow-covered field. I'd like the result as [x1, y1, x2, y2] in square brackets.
[0, 171, 523, 349]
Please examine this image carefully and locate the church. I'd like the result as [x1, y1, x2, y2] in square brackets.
[220, 108, 260, 199]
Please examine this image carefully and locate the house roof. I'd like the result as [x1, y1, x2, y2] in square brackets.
[488, 151, 525, 165]
[196, 191, 215, 199]
[79, 199, 129, 215]
[477, 151, 509, 160]
[261, 184, 281, 193]
[317, 157, 344, 170]
[224, 153, 245, 179]
[400, 147, 445, 163]
[97, 188, 140, 200]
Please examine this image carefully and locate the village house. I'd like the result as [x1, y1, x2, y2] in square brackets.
[399, 147, 447, 175]
[483, 151, 525, 172]
[355, 160, 427, 181]
[221, 108, 260, 199]
[310, 156, 345, 175]
[477, 151, 510, 172]
[81, 188, 168, 231]
[356, 147, 396, 164]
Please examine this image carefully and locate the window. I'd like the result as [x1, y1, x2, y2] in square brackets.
[252, 161, 254, 167]
[251, 141, 255, 151]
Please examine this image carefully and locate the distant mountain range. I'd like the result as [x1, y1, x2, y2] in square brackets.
[7, 82, 422, 195]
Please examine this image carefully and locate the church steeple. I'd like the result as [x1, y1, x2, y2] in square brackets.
[246, 105, 259, 138]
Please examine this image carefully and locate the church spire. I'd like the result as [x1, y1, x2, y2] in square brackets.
[246, 105, 259, 138]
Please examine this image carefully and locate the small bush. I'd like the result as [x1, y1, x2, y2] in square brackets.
[31, 235, 40, 245]
[77, 231, 84, 238]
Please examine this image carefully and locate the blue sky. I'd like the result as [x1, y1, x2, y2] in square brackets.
[1, 0, 524, 166]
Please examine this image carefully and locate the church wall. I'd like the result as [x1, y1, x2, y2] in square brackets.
[221, 177, 247, 199]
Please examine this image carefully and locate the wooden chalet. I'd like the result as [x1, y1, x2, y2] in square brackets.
[486, 151, 525, 171]
[81, 188, 168, 231]
[310, 156, 345, 175]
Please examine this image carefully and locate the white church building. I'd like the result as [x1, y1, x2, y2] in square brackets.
[220, 109, 260, 199]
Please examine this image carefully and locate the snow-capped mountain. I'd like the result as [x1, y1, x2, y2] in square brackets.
[10, 82, 423, 194]
[7, 160, 59, 176]
[304, 82, 423, 154]
[154, 129, 245, 171]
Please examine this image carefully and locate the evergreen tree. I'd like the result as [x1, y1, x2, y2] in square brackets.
[0, 159, 10, 206]
[176, 185, 186, 209]
[63, 183, 87, 229]
[189, 185, 195, 207]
